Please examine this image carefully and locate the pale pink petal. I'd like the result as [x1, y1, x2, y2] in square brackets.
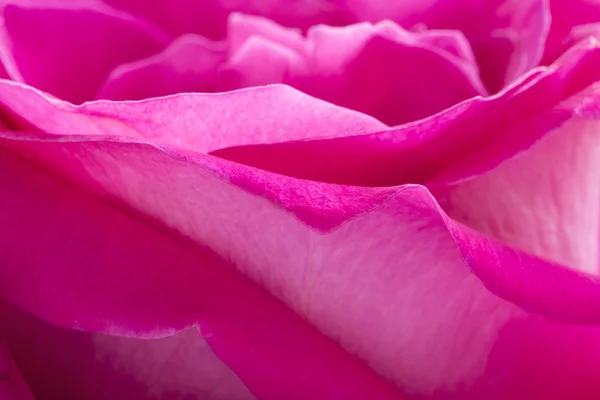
[227, 13, 307, 56]
[99, 34, 227, 101]
[1, 303, 255, 400]
[218, 14, 310, 90]
[219, 35, 308, 90]
[0, 0, 170, 103]
[433, 101, 600, 277]
[543, 0, 600, 64]
[0, 80, 386, 149]
[212, 39, 600, 185]
[338, 0, 550, 92]
[0, 337, 34, 400]
[102, 0, 349, 39]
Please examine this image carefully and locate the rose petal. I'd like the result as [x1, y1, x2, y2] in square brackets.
[2, 129, 600, 398]
[221, 17, 487, 125]
[0, 337, 34, 400]
[227, 12, 307, 56]
[434, 111, 600, 277]
[0, 79, 386, 149]
[96, 13, 486, 124]
[292, 21, 486, 125]
[100, 13, 311, 101]
[543, 0, 600, 64]
[220, 15, 311, 89]
[224, 16, 487, 125]
[1, 303, 256, 400]
[0, 0, 170, 103]
[339, 0, 550, 92]
[416, 29, 479, 65]
[99, 34, 227, 101]
[212, 39, 600, 186]
[0, 141, 403, 400]
[102, 0, 349, 39]
[220, 35, 308, 90]
[2, 38, 600, 398]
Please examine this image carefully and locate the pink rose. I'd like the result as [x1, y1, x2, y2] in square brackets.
[1, 1, 600, 399]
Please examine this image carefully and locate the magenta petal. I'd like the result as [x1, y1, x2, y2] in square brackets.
[1, 0, 170, 103]
[221, 17, 486, 124]
[102, 0, 349, 39]
[0, 139, 403, 400]
[0, 338, 34, 400]
[101, 0, 231, 39]
[212, 39, 600, 186]
[339, 0, 550, 92]
[3, 43, 600, 398]
[219, 14, 310, 90]
[543, 0, 600, 64]
[3, 130, 600, 398]
[295, 22, 486, 125]
[99, 35, 226, 101]
[1, 303, 256, 400]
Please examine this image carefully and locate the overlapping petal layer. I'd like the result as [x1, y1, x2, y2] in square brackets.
[337, 0, 551, 92]
[2, 1, 600, 399]
[1, 303, 257, 400]
[1, 37, 600, 398]
[99, 14, 486, 125]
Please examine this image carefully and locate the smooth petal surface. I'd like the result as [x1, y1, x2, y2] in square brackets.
[0, 337, 34, 400]
[291, 21, 487, 125]
[339, 0, 550, 92]
[1, 303, 256, 400]
[0, 0, 170, 103]
[102, 0, 350, 39]
[543, 0, 600, 64]
[2, 84, 600, 399]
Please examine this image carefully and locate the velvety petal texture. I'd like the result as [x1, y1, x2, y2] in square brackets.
[2, 35, 600, 399]
[2, 0, 600, 399]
